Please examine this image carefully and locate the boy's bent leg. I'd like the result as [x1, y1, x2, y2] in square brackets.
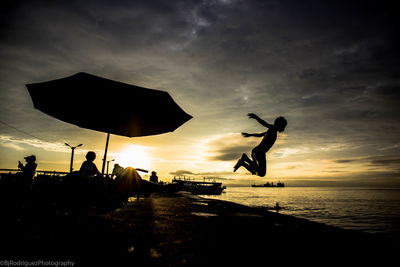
[237, 161, 256, 175]
[256, 168, 266, 177]
[241, 153, 253, 165]
[252, 151, 266, 177]
[233, 158, 242, 172]
[234, 154, 255, 173]
[243, 153, 259, 173]
[256, 158, 266, 177]
[233, 154, 245, 172]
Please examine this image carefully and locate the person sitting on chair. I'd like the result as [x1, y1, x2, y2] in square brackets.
[79, 151, 101, 177]
[111, 163, 125, 179]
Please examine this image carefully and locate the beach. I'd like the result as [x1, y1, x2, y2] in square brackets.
[1, 191, 396, 266]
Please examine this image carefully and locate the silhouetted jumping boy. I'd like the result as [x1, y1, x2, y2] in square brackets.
[234, 113, 287, 177]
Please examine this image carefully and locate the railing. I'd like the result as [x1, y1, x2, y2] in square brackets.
[0, 168, 69, 176]
[174, 176, 218, 183]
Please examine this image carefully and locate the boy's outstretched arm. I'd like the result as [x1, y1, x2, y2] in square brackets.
[242, 132, 267, 137]
[248, 113, 272, 128]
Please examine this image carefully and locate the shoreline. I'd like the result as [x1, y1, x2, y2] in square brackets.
[1, 191, 397, 265]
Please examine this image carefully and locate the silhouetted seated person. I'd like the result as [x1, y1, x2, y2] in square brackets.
[17, 155, 37, 189]
[79, 151, 101, 178]
[234, 114, 287, 177]
[111, 163, 125, 179]
[150, 171, 159, 183]
[114, 167, 143, 200]
[113, 167, 163, 201]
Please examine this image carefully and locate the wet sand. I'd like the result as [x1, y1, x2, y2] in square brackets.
[1, 192, 396, 266]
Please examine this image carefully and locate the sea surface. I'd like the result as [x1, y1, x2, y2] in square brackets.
[204, 186, 400, 240]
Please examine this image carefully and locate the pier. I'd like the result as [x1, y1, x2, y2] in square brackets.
[1, 191, 396, 265]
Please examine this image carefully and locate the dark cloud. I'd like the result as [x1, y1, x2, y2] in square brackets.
[195, 172, 234, 178]
[209, 145, 253, 161]
[333, 159, 356, 164]
[332, 156, 400, 167]
[210, 153, 241, 162]
[365, 156, 400, 167]
[169, 170, 195, 176]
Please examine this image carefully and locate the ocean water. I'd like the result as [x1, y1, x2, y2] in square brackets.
[204, 187, 400, 240]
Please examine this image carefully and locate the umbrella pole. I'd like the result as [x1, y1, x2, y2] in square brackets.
[101, 133, 110, 177]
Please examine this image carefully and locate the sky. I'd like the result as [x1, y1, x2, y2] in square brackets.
[0, 0, 399, 186]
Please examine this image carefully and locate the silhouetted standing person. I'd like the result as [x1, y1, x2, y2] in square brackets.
[274, 202, 281, 212]
[234, 113, 287, 177]
[150, 171, 158, 183]
[18, 155, 37, 189]
[80, 151, 101, 177]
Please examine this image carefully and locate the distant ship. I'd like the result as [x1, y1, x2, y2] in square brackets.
[172, 176, 226, 195]
[251, 181, 285, 187]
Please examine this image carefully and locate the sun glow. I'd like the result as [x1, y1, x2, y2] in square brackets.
[114, 145, 152, 171]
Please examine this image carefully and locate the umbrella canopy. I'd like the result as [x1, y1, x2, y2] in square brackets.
[26, 72, 192, 137]
[26, 72, 192, 175]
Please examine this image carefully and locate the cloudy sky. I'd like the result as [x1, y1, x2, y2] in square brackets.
[1, 0, 399, 186]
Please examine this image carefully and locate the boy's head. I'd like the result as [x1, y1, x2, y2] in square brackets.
[86, 151, 96, 162]
[274, 116, 287, 132]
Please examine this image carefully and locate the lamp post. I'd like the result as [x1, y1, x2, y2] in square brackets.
[65, 143, 82, 173]
[106, 159, 115, 176]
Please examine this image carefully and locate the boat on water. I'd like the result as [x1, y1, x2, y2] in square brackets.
[172, 176, 226, 195]
[251, 181, 285, 187]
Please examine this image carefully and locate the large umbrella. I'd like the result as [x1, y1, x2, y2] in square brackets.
[26, 72, 192, 175]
